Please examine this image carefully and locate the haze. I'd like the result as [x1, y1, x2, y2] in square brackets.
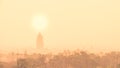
[0, 0, 120, 53]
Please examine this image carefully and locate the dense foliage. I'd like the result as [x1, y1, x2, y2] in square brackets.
[0, 51, 120, 68]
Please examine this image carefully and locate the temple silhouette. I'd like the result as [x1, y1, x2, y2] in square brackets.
[36, 32, 44, 49]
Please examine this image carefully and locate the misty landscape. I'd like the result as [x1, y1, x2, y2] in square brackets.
[1, 0, 120, 68]
[0, 50, 120, 68]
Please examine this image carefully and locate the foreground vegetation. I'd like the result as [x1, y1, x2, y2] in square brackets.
[0, 50, 120, 68]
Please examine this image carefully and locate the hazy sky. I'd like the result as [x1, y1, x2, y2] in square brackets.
[0, 0, 120, 53]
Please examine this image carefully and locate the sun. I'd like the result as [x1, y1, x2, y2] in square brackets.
[32, 14, 48, 32]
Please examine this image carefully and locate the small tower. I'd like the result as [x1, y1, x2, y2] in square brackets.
[36, 32, 44, 49]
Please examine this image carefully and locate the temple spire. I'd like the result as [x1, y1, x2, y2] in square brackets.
[36, 32, 44, 49]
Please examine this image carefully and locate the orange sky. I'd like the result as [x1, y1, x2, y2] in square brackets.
[0, 0, 120, 53]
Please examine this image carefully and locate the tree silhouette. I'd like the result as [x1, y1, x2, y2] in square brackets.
[17, 59, 28, 68]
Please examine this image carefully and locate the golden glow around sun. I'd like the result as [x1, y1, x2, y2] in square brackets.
[32, 14, 48, 32]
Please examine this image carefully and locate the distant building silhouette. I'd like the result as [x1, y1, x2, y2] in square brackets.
[36, 32, 44, 49]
